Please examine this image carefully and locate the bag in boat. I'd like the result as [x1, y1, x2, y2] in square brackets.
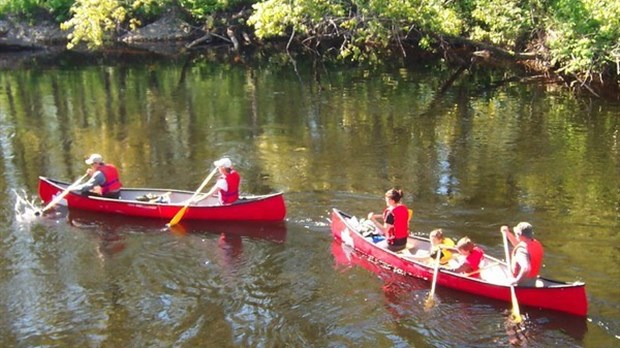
[347, 216, 385, 241]
[135, 193, 170, 203]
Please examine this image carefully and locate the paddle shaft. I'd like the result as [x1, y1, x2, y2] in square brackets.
[168, 167, 218, 226]
[39, 174, 89, 214]
[428, 246, 442, 298]
[463, 261, 499, 277]
[503, 231, 523, 322]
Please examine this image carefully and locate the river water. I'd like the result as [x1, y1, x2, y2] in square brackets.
[0, 56, 618, 347]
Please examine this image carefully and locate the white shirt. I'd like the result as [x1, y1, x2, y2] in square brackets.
[215, 177, 228, 192]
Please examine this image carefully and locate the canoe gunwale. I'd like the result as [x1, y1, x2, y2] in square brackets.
[42, 176, 283, 206]
[38, 176, 286, 221]
[330, 208, 588, 316]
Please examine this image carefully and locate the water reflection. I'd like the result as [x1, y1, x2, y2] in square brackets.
[1, 60, 618, 345]
[66, 209, 287, 243]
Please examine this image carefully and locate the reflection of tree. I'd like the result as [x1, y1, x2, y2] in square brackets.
[1, 62, 617, 238]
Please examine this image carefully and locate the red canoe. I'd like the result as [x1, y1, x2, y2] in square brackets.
[330, 208, 588, 316]
[38, 176, 286, 221]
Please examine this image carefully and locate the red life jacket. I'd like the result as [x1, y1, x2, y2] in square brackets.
[512, 238, 544, 278]
[98, 164, 122, 194]
[466, 246, 484, 273]
[383, 205, 409, 240]
[220, 170, 240, 204]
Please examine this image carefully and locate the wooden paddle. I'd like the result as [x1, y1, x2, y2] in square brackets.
[424, 247, 442, 309]
[463, 261, 500, 277]
[167, 167, 218, 227]
[502, 231, 523, 323]
[35, 173, 89, 216]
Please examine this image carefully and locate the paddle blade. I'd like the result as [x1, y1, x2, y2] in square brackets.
[168, 206, 188, 227]
[424, 248, 442, 310]
[424, 295, 435, 310]
[168, 223, 188, 237]
[510, 286, 523, 323]
[40, 173, 88, 213]
[167, 167, 218, 228]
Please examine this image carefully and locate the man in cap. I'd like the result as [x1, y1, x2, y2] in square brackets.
[200, 157, 240, 205]
[73, 153, 123, 199]
[501, 222, 545, 286]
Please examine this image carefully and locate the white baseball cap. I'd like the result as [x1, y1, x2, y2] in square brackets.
[85, 153, 104, 165]
[514, 222, 533, 237]
[213, 157, 232, 168]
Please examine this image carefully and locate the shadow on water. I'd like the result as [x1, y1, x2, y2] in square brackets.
[65, 208, 287, 240]
[60, 208, 288, 259]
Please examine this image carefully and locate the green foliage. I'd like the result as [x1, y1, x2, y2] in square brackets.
[0, 0, 74, 21]
[2, 0, 620, 80]
[468, 0, 532, 47]
[0, 0, 41, 18]
[249, 0, 462, 62]
[46, 0, 74, 21]
[546, 0, 620, 76]
[179, 0, 251, 19]
[249, 0, 344, 38]
[248, 0, 620, 79]
[56, 0, 250, 49]
[60, 0, 128, 49]
[131, 0, 169, 21]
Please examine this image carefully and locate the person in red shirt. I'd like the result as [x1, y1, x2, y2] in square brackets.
[368, 188, 410, 252]
[447, 237, 484, 276]
[74, 153, 122, 199]
[501, 222, 544, 286]
[203, 157, 241, 205]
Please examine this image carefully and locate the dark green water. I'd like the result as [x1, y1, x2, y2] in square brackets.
[0, 58, 618, 347]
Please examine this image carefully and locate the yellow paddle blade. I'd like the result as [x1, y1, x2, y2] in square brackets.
[167, 167, 218, 227]
[510, 286, 522, 323]
[425, 247, 442, 310]
[424, 296, 435, 310]
[168, 206, 188, 227]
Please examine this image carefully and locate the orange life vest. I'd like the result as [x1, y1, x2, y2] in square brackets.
[99, 164, 122, 194]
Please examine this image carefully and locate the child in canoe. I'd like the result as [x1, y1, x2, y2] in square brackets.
[404, 229, 455, 264]
[429, 229, 455, 265]
[444, 237, 485, 277]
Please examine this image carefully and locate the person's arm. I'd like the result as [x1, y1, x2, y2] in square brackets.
[501, 225, 519, 247]
[367, 212, 387, 234]
[203, 183, 219, 198]
[447, 261, 474, 274]
[74, 171, 105, 193]
[511, 248, 530, 284]
[439, 245, 459, 252]
[193, 178, 226, 203]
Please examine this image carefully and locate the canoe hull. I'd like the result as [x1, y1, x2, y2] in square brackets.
[38, 176, 286, 221]
[330, 208, 587, 316]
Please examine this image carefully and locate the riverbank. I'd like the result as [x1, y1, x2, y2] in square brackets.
[1, 10, 618, 100]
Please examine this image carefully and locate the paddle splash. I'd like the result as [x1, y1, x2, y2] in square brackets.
[13, 190, 44, 223]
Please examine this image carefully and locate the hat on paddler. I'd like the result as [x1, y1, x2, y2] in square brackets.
[85, 153, 104, 165]
[514, 222, 533, 238]
[213, 157, 232, 168]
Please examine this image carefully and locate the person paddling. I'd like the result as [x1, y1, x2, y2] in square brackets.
[501, 222, 544, 286]
[73, 154, 122, 199]
[200, 157, 241, 205]
[445, 237, 485, 276]
[368, 188, 410, 252]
